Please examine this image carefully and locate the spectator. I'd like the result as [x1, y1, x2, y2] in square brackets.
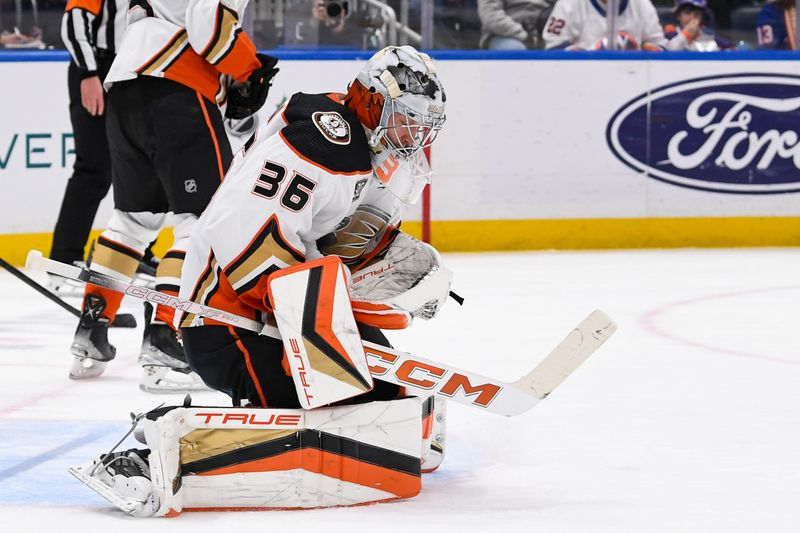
[665, 0, 735, 51]
[542, 0, 668, 50]
[756, 0, 796, 50]
[478, 0, 556, 50]
[311, 0, 352, 45]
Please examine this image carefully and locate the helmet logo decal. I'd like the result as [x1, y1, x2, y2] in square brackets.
[312, 112, 351, 145]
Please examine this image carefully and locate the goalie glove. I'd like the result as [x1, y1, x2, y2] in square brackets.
[349, 232, 453, 330]
[225, 53, 279, 120]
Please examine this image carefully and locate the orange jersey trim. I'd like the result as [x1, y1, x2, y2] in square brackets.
[196, 92, 226, 180]
[163, 50, 222, 103]
[214, 32, 260, 81]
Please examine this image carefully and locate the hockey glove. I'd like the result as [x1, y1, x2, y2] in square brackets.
[225, 53, 279, 120]
[349, 233, 453, 330]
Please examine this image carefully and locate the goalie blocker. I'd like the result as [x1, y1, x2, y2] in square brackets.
[70, 397, 431, 516]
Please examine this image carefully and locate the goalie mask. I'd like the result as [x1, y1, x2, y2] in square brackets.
[345, 46, 446, 204]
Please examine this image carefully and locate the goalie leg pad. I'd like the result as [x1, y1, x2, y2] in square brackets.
[267, 256, 373, 409]
[138, 397, 424, 513]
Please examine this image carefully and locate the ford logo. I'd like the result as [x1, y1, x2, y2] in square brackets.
[607, 74, 800, 194]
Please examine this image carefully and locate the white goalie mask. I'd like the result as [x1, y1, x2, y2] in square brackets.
[345, 46, 446, 204]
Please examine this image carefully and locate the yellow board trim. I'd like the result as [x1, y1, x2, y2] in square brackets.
[2, 218, 800, 267]
[0, 228, 175, 267]
[403, 217, 800, 252]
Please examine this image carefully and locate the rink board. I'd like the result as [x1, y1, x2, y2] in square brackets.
[1, 52, 799, 262]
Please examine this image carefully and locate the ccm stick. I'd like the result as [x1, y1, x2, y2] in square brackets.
[26, 250, 617, 416]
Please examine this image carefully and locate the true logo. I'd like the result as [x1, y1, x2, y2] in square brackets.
[606, 74, 800, 194]
[184, 179, 197, 193]
[312, 112, 351, 145]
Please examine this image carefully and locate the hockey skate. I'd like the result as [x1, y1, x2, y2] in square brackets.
[422, 396, 447, 473]
[70, 294, 116, 379]
[68, 448, 159, 517]
[139, 302, 207, 393]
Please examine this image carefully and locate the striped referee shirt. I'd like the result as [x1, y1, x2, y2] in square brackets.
[61, 0, 128, 77]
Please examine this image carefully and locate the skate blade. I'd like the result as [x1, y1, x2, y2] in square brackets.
[69, 356, 107, 379]
[68, 465, 140, 514]
[139, 366, 208, 394]
[139, 348, 190, 370]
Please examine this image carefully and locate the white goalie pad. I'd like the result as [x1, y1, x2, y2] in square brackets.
[136, 398, 425, 515]
[350, 232, 453, 322]
[267, 256, 374, 409]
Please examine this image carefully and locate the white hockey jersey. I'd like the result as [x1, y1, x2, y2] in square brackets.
[178, 92, 403, 327]
[105, 0, 261, 105]
[542, 0, 667, 50]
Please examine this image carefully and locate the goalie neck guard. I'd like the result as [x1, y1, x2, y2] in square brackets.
[345, 46, 447, 205]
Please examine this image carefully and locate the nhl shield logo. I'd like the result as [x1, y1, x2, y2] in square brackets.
[313, 112, 351, 145]
[184, 179, 197, 193]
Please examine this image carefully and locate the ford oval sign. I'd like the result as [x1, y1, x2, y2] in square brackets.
[607, 73, 800, 194]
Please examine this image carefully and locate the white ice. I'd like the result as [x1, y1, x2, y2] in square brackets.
[1, 248, 798, 533]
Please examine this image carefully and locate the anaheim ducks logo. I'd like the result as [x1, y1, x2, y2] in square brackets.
[312, 111, 351, 145]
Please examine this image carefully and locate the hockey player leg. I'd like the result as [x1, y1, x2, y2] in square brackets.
[138, 214, 208, 393]
[70, 210, 164, 379]
[145, 398, 423, 513]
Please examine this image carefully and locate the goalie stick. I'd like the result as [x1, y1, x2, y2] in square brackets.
[26, 250, 617, 416]
[0, 256, 137, 328]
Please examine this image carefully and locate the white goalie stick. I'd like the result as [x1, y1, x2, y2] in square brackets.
[26, 250, 617, 416]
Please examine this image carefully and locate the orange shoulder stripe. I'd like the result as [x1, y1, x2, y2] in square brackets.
[65, 0, 103, 15]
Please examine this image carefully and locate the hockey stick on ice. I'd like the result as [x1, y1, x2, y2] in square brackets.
[0, 256, 137, 328]
[26, 250, 617, 416]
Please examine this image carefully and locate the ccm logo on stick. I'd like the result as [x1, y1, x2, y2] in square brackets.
[365, 350, 502, 408]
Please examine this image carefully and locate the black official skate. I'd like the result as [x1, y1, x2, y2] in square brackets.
[70, 294, 116, 379]
[139, 302, 207, 393]
[68, 448, 159, 517]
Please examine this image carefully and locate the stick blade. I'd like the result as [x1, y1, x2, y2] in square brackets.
[25, 249, 44, 270]
[515, 310, 617, 399]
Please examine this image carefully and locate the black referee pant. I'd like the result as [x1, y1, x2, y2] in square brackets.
[50, 54, 115, 265]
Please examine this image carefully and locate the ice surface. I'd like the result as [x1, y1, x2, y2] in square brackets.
[1, 249, 798, 532]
